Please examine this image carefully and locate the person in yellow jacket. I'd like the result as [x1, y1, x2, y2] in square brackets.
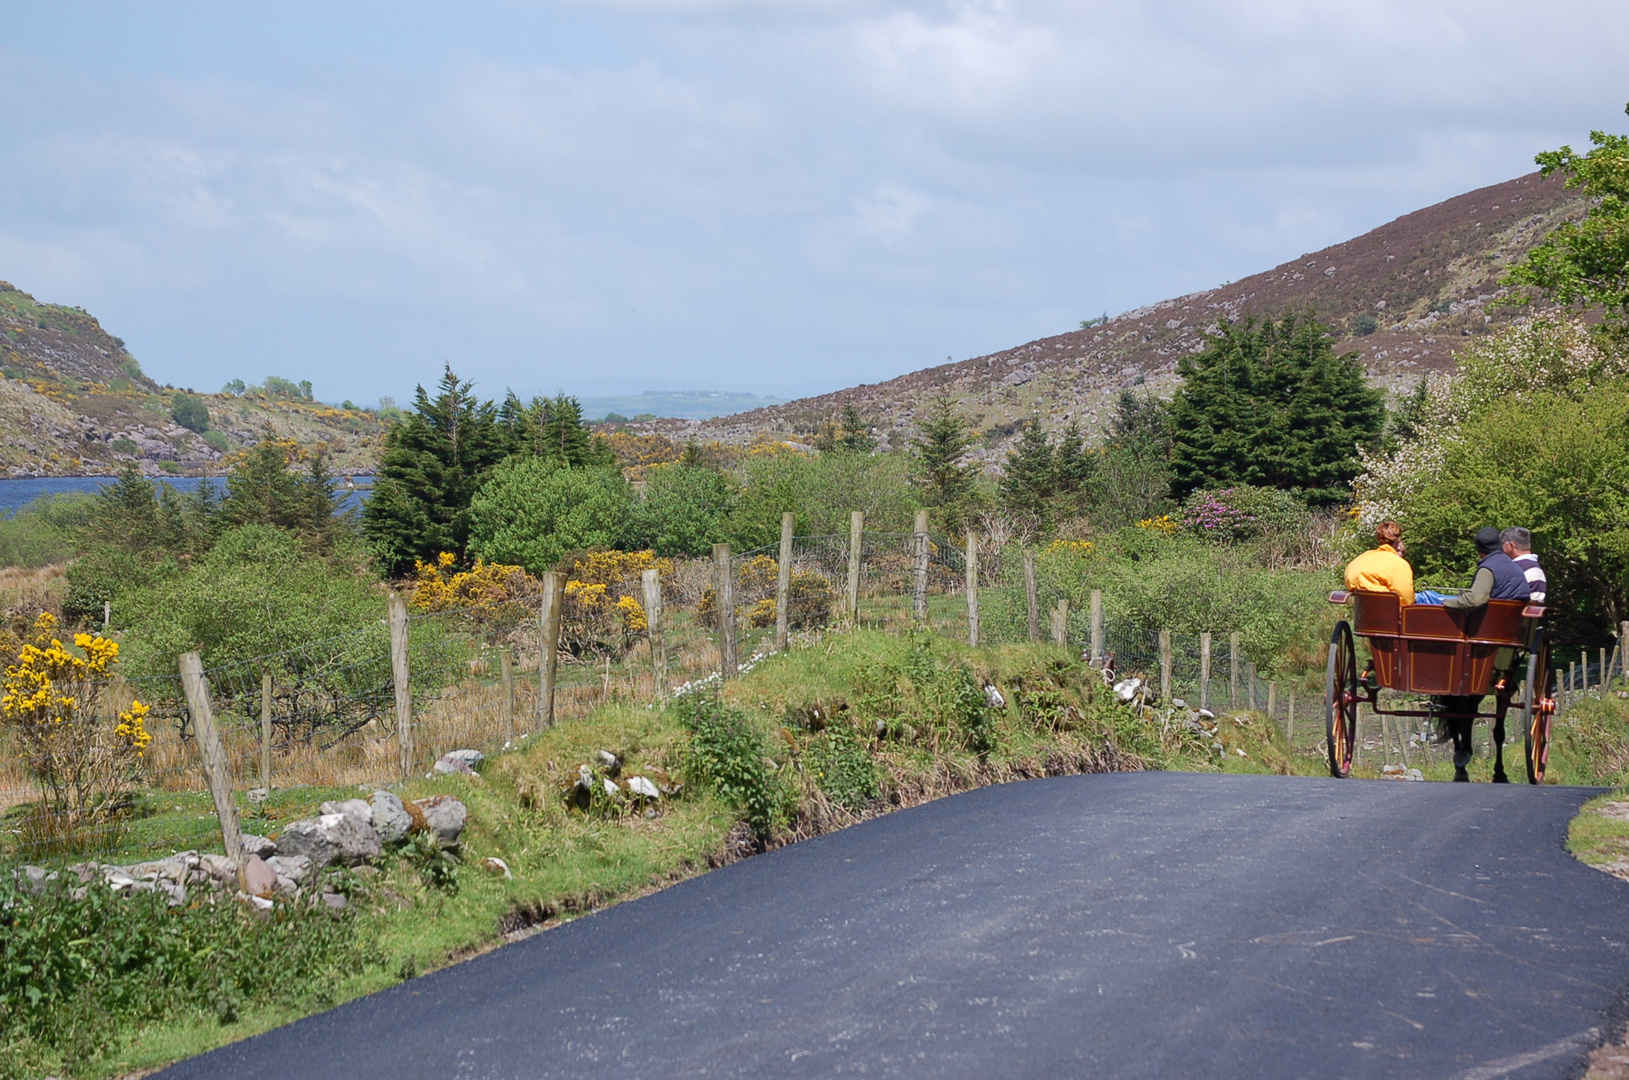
[1345, 521, 1415, 604]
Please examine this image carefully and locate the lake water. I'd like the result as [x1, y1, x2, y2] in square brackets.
[0, 475, 375, 516]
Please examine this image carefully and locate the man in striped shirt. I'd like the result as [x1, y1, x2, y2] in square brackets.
[1500, 526, 1546, 603]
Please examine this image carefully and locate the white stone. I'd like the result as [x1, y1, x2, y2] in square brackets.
[627, 776, 661, 800]
[983, 685, 1005, 709]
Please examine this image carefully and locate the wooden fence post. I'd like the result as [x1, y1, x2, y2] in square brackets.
[714, 543, 738, 677]
[1621, 621, 1629, 687]
[1247, 660, 1258, 710]
[642, 568, 667, 702]
[846, 511, 864, 626]
[913, 509, 930, 624]
[965, 533, 980, 647]
[1287, 684, 1296, 744]
[1229, 632, 1241, 709]
[501, 648, 515, 745]
[1267, 681, 1278, 729]
[1023, 549, 1040, 643]
[1158, 630, 1172, 704]
[1050, 598, 1068, 647]
[1089, 590, 1103, 665]
[775, 513, 794, 651]
[538, 572, 563, 728]
[1601, 648, 1608, 691]
[259, 673, 273, 791]
[388, 592, 413, 777]
[179, 652, 245, 872]
[1200, 632, 1212, 712]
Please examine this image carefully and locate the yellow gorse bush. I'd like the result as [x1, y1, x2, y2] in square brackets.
[1136, 515, 1178, 533]
[1045, 539, 1095, 557]
[0, 612, 151, 845]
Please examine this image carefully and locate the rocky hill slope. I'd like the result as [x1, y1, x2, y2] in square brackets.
[641, 171, 1582, 467]
[0, 282, 384, 477]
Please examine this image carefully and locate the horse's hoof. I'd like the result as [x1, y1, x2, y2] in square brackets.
[1493, 772, 1510, 784]
[1454, 767, 1470, 783]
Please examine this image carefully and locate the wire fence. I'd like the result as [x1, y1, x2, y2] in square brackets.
[3, 522, 1625, 861]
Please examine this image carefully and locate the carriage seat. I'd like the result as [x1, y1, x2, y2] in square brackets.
[1331, 591, 1537, 695]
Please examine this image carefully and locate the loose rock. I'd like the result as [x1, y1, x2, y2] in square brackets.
[319, 799, 373, 828]
[433, 749, 485, 775]
[277, 812, 382, 869]
[368, 790, 412, 844]
[241, 855, 278, 899]
[413, 795, 468, 846]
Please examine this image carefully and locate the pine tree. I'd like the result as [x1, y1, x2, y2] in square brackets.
[1090, 392, 1175, 527]
[999, 418, 1056, 532]
[1168, 313, 1384, 505]
[911, 396, 978, 531]
[839, 404, 876, 453]
[361, 365, 504, 576]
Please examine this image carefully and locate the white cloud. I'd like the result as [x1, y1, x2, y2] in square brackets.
[0, 2, 1624, 400]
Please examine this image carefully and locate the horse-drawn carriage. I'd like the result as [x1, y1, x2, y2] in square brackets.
[1324, 591, 1555, 782]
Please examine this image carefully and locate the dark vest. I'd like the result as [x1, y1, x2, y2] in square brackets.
[1478, 552, 1530, 601]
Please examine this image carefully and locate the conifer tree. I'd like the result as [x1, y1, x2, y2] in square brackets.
[999, 418, 1056, 532]
[362, 365, 504, 576]
[1168, 313, 1383, 505]
[911, 395, 978, 531]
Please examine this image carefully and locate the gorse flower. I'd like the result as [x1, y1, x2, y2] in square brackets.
[0, 612, 150, 842]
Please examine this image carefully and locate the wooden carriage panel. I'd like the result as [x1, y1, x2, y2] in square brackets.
[1352, 592, 1401, 635]
[1465, 600, 1527, 647]
[1368, 637, 1403, 689]
[1405, 639, 1462, 694]
[1401, 605, 1464, 640]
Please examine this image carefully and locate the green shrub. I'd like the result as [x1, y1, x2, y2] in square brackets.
[116, 525, 385, 677]
[1352, 312, 1378, 337]
[202, 430, 229, 453]
[0, 875, 366, 1078]
[729, 450, 917, 547]
[805, 723, 878, 810]
[170, 392, 210, 433]
[0, 494, 89, 568]
[467, 458, 630, 573]
[676, 693, 785, 839]
[629, 463, 736, 556]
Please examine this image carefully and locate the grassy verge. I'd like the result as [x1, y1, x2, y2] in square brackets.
[4, 628, 1208, 1079]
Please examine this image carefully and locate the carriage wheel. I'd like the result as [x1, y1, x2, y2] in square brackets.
[1325, 621, 1359, 778]
[1524, 631, 1554, 785]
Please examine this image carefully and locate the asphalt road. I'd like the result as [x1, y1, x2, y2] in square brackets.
[156, 773, 1629, 1079]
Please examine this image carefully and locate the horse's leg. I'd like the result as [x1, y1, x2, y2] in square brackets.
[1492, 707, 1509, 784]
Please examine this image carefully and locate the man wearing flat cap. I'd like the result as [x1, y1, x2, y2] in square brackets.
[1439, 526, 1532, 780]
[1441, 526, 1531, 610]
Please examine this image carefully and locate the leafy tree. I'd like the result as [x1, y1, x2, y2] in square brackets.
[999, 418, 1056, 532]
[361, 366, 504, 576]
[1397, 386, 1629, 638]
[118, 525, 383, 675]
[630, 464, 738, 556]
[1387, 378, 1432, 444]
[839, 404, 877, 453]
[729, 450, 917, 547]
[169, 392, 209, 433]
[1168, 313, 1384, 505]
[1506, 103, 1629, 337]
[911, 396, 979, 531]
[221, 378, 247, 395]
[466, 458, 631, 573]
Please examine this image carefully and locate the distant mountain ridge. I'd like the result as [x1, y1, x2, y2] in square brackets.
[638, 171, 1583, 468]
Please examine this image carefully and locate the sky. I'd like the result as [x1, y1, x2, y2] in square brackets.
[0, 1, 1625, 406]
